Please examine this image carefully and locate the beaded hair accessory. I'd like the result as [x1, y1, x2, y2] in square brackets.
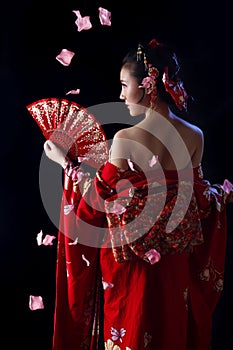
[137, 43, 159, 109]
[137, 39, 188, 111]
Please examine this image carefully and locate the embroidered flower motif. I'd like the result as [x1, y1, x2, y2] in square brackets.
[105, 339, 120, 349]
[215, 278, 224, 292]
[111, 327, 126, 343]
[128, 187, 135, 198]
[183, 287, 189, 311]
[104, 339, 131, 350]
[200, 268, 210, 281]
[144, 332, 152, 348]
[200, 258, 224, 292]
[108, 202, 126, 215]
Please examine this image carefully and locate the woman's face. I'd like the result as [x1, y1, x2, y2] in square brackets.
[120, 66, 149, 116]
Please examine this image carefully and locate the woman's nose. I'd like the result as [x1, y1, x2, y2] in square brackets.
[119, 91, 125, 100]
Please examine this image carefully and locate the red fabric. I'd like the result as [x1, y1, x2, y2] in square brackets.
[52, 162, 227, 350]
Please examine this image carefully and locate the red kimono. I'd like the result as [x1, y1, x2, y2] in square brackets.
[52, 161, 228, 350]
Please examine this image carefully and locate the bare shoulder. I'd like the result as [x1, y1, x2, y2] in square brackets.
[174, 117, 204, 166]
[113, 126, 136, 140]
[175, 116, 204, 142]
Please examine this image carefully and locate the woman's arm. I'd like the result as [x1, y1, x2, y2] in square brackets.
[109, 129, 130, 170]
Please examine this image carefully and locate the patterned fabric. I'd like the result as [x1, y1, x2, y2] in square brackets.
[52, 161, 228, 350]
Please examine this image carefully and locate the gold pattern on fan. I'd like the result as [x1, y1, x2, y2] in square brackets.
[26, 97, 109, 168]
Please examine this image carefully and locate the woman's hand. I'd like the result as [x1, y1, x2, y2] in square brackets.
[44, 140, 68, 168]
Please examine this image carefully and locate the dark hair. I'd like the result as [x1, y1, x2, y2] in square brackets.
[121, 39, 190, 112]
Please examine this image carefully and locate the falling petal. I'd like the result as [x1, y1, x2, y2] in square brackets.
[145, 249, 161, 264]
[149, 154, 158, 167]
[36, 230, 56, 246]
[102, 280, 114, 290]
[73, 10, 92, 32]
[56, 49, 75, 66]
[127, 159, 135, 171]
[82, 254, 90, 266]
[64, 204, 74, 215]
[66, 88, 80, 95]
[36, 230, 43, 246]
[68, 237, 79, 245]
[29, 295, 44, 311]
[98, 7, 111, 26]
[42, 234, 56, 246]
[221, 179, 233, 194]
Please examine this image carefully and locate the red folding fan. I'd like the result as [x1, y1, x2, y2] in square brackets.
[26, 97, 109, 168]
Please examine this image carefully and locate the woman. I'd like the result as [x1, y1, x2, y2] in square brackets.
[44, 39, 232, 350]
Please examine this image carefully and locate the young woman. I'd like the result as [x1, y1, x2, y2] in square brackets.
[44, 38, 232, 350]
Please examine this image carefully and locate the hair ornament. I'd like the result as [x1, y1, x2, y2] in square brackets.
[137, 44, 143, 62]
[148, 38, 161, 49]
[162, 66, 188, 111]
[139, 63, 159, 108]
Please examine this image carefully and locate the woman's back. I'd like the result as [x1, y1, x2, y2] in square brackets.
[110, 111, 204, 172]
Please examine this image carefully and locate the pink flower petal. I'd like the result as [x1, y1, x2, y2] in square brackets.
[221, 179, 233, 194]
[36, 230, 56, 246]
[29, 295, 44, 311]
[64, 204, 74, 215]
[145, 249, 161, 264]
[68, 237, 79, 245]
[127, 158, 135, 171]
[102, 280, 114, 290]
[149, 154, 158, 167]
[82, 254, 90, 266]
[66, 88, 80, 95]
[36, 230, 43, 246]
[42, 234, 56, 246]
[98, 7, 111, 26]
[73, 10, 92, 32]
[56, 49, 75, 66]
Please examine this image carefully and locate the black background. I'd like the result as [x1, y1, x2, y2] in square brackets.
[1, 1, 232, 349]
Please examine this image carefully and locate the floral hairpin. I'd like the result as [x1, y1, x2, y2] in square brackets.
[139, 64, 159, 108]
